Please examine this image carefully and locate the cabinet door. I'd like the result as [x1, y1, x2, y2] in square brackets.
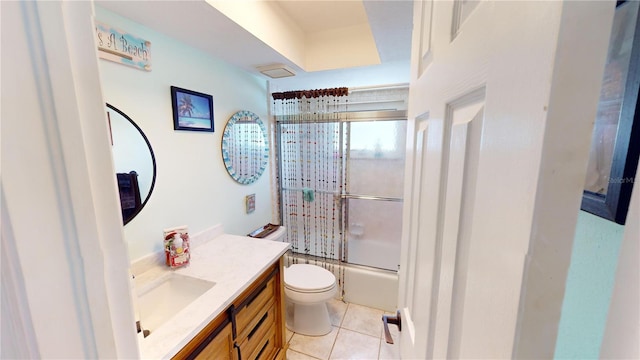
[236, 277, 275, 334]
[232, 259, 287, 359]
[236, 304, 276, 358]
[194, 323, 233, 360]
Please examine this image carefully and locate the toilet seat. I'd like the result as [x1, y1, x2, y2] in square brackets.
[285, 264, 336, 293]
[285, 283, 336, 294]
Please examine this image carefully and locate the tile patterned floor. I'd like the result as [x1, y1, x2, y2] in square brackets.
[286, 299, 400, 360]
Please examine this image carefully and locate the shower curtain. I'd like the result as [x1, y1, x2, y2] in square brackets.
[272, 88, 349, 297]
[272, 86, 408, 297]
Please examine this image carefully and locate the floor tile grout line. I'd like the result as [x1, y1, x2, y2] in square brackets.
[326, 302, 348, 359]
[340, 301, 385, 339]
[288, 348, 323, 360]
[333, 325, 383, 360]
[332, 300, 348, 328]
[287, 300, 399, 360]
[327, 327, 343, 360]
[338, 326, 383, 340]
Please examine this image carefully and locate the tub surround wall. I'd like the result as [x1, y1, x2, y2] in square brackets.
[96, 7, 271, 260]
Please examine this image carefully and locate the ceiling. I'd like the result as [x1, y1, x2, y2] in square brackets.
[95, 0, 413, 91]
[275, 1, 371, 34]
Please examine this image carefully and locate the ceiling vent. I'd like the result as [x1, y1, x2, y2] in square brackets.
[257, 64, 296, 78]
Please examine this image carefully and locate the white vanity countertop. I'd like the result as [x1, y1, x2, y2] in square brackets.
[134, 233, 289, 359]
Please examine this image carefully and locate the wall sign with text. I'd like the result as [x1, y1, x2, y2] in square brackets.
[95, 21, 151, 71]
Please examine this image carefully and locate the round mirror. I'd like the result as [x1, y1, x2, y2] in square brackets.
[107, 103, 157, 224]
[221, 110, 269, 184]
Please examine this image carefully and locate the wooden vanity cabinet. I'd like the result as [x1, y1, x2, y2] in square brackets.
[193, 322, 234, 359]
[231, 259, 287, 360]
[172, 313, 234, 360]
[172, 258, 287, 360]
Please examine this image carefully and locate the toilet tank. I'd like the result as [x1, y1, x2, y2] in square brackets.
[264, 226, 286, 241]
[248, 224, 286, 241]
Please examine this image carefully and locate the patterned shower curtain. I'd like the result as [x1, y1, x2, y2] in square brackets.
[272, 88, 349, 298]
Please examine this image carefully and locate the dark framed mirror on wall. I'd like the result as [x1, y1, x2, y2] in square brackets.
[107, 103, 157, 225]
[581, 0, 640, 225]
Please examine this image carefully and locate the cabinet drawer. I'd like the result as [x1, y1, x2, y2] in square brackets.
[237, 304, 276, 358]
[236, 276, 275, 334]
[246, 326, 276, 360]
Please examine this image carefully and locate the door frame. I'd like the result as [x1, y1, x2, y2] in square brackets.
[1, 1, 138, 358]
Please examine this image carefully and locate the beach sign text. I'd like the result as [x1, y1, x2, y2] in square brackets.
[95, 21, 151, 71]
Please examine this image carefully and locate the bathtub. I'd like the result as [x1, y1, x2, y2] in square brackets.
[346, 237, 400, 272]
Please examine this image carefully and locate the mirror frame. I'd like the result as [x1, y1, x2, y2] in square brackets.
[581, 1, 640, 225]
[221, 110, 269, 185]
[107, 103, 157, 225]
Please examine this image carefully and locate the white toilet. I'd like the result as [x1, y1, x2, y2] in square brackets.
[264, 226, 337, 336]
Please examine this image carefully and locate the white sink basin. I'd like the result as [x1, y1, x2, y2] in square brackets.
[137, 273, 215, 332]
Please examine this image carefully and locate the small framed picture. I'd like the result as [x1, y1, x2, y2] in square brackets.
[170, 86, 214, 132]
[246, 194, 256, 214]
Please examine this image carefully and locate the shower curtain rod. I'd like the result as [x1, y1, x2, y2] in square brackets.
[274, 110, 407, 123]
[271, 87, 348, 100]
[270, 83, 409, 98]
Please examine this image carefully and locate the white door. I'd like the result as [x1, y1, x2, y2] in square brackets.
[393, 1, 616, 359]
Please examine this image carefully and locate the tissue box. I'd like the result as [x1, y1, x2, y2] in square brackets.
[163, 225, 190, 268]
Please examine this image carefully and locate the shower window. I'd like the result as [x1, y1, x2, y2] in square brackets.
[277, 114, 406, 272]
[347, 121, 406, 199]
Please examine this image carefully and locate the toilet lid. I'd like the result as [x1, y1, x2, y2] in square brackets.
[285, 264, 336, 293]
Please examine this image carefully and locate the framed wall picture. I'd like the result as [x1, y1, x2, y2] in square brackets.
[246, 194, 256, 214]
[170, 86, 214, 132]
[581, 0, 640, 225]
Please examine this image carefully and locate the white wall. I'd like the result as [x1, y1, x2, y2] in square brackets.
[96, 8, 273, 260]
[600, 168, 639, 359]
[554, 211, 624, 358]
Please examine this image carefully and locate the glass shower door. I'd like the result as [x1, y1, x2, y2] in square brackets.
[345, 120, 406, 271]
[277, 116, 406, 272]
